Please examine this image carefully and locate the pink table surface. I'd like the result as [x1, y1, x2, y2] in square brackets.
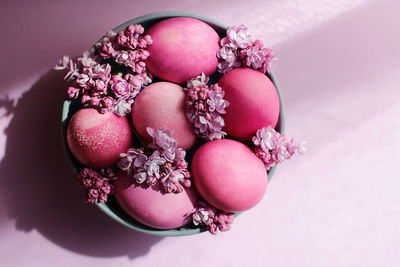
[1, 0, 399, 266]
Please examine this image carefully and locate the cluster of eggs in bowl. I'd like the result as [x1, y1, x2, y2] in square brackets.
[61, 12, 285, 236]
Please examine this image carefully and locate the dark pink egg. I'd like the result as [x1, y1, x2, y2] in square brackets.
[145, 17, 220, 84]
[67, 108, 132, 168]
[192, 139, 268, 213]
[114, 173, 199, 229]
[132, 81, 197, 150]
[218, 68, 280, 141]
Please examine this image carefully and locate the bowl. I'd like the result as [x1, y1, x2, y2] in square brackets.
[61, 11, 286, 236]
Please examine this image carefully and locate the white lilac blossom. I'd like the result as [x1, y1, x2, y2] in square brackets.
[252, 126, 306, 170]
[226, 25, 252, 48]
[217, 25, 275, 74]
[111, 98, 134, 117]
[191, 201, 234, 235]
[185, 74, 230, 141]
[146, 127, 177, 162]
[144, 150, 166, 180]
[117, 128, 192, 193]
[54, 55, 70, 70]
[54, 23, 152, 117]
[117, 148, 147, 174]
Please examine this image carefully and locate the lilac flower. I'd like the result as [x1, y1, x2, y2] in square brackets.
[96, 37, 115, 59]
[226, 25, 252, 48]
[66, 87, 80, 99]
[78, 51, 98, 68]
[160, 168, 191, 193]
[207, 86, 229, 114]
[77, 168, 114, 204]
[111, 98, 134, 117]
[110, 75, 134, 98]
[76, 74, 90, 87]
[185, 74, 229, 141]
[216, 25, 275, 74]
[191, 201, 234, 235]
[118, 148, 147, 174]
[144, 150, 166, 179]
[146, 127, 177, 161]
[94, 79, 107, 93]
[64, 59, 79, 81]
[252, 126, 305, 170]
[54, 55, 70, 70]
[217, 40, 241, 74]
[186, 72, 209, 89]
[115, 50, 131, 66]
[192, 207, 214, 226]
[133, 169, 148, 184]
[243, 44, 275, 73]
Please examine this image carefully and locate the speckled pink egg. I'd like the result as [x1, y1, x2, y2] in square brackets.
[67, 108, 132, 169]
[218, 68, 280, 141]
[114, 173, 199, 229]
[145, 17, 220, 84]
[192, 139, 268, 213]
[132, 81, 197, 150]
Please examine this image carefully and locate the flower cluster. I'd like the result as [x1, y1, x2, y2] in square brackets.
[118, 127, 191, 194]
[192, 201, 234, 235]
[252, 126, 306, 170]
[77, 168, 115, 203]
[217, 25, 275, 74]
[54, 24, 153, 116]
[185, 73, 230, 141]
[95, 24, 153, 73]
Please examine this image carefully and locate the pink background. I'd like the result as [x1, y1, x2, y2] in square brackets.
[1, 0, 399, 266]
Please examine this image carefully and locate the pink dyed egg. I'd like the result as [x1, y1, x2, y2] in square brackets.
[67, 108, 132, 168]
[192, 139, 268, 213]
[145, 17, 220, 84]
[132, 81, 197, 150]
[218, 68, 280, 141]
[114, 173, 199, 229]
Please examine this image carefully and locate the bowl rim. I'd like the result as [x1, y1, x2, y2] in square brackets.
[61, 11, 286, 237]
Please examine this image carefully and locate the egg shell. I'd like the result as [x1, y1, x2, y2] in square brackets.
[218, 68, 280, 141]
[114, 173, 199, 229]
[132, 81, 197, 150]
[67, 108, 132, 169]
[192, 139, 268, 213]
[145, 17, 220, 84]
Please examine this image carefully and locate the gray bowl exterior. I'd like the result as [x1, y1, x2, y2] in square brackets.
[61, 11, 286, 237]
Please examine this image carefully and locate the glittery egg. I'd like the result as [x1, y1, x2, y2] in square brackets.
[67, 108, 132, 168]
[145, 17, 220, 84]
[131, 81, 197, 150]
[218, 68, 280, 141]
[192, 139, 268, 213]
[114, 173, 199, 229]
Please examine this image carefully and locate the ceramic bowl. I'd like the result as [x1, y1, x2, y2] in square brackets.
[61, 11, 286, 236]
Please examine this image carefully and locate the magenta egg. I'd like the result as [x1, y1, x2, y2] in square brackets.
[218, 68, 280, 141]
[67, 108, 132, 169]
[145, 17, 220, 84]
[191, 139, 268, 213]
[114, 173, 199, 229]
[131, 81, 197, 150]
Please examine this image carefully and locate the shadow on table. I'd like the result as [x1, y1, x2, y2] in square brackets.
[0, 70, 163, 258]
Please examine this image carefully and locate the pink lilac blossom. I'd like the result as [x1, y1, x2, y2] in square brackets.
[191, 201, 234, 235]
[252, 126, 306, 170]
[117, 128, 191, 193]
[217, 25, 275, 74]
[185, 74, 229, 141]
[77, 168, 115, 204]
[54, 23, 152, 117]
